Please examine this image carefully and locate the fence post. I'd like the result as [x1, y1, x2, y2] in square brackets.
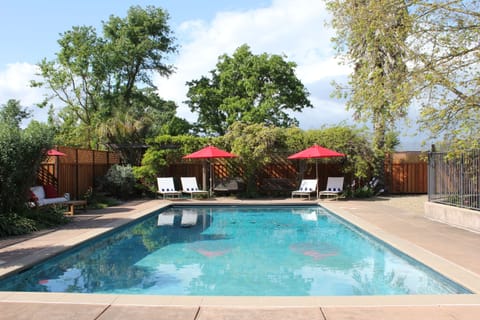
[427, 152, 433, 201]
[92, 149, 95, 188]
[460, 153, 464, 205]
[75, 148, 79, 200]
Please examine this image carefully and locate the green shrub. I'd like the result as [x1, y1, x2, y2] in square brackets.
[101, 164, 137, 199]
[85, 191, 122, 209]
[0, 100, 57, 237]
[352, 186, 375, 198]
[25, 206, 70, 229]
[0, 206, 71, 238]
[0, 213, 37, 237]
[0, 100, 53, 215]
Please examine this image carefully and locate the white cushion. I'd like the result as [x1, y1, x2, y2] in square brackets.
[37, 197, 67, 206]
[30, 186, 45, 200]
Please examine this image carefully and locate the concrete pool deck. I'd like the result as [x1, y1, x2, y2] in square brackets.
[0, 195, 480, 319]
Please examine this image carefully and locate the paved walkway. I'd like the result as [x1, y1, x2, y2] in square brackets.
[0, 196, 479, 319]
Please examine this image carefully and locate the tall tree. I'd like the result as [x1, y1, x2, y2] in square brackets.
[185, 44, 313, 136]
[0, 100, 53, 219]
[409, 0, 480, 151]
[34, 6, 178, 160]
[326, 0, 413, 187]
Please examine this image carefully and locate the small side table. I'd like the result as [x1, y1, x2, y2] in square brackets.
[65, 200, 87, 215]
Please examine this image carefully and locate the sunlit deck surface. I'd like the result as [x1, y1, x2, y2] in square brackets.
[1, 195, 479, 319]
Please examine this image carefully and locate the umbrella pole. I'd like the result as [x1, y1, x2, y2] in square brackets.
[202, 161, 207, 192]
[316, 159, 319, 199]
[209, 161, 213, 197]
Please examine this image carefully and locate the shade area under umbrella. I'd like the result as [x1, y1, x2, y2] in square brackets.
[183, 146, 237, 195]
[288, 144, 345, 198]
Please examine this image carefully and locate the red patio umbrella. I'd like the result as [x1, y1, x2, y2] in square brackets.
[46, 149, 67, 157]
[288, 144, 345, 198]
[45, 149, 67, 179]
[183, 146, 237, 195]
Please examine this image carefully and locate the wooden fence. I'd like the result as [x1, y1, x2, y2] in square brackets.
[170, 152, 426, 195]
[38, 148, 427, 199]
[38, 147, 120, 200]
[385, 152, 428, 194]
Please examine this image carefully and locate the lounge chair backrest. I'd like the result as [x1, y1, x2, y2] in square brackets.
[157, 177, 177, 192]
[298, 179, 317, 192]
[181, 177, 201, 191]
[325, 177, 344, 192]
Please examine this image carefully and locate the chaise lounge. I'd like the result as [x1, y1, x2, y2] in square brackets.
[157, 177, 182, 199]
[291, 179, 318, 200]
[180, 177, 209, 198]
[319, 177, 344, 200]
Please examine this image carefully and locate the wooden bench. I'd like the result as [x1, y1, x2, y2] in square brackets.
[65, 200, 87, 215]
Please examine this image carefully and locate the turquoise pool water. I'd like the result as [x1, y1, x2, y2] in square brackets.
[0, 205, 470, 295]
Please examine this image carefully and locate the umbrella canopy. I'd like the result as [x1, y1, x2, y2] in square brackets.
[287, 144, 345, 160]
[45, 149, 66, 180]
[288, 144, 345, 198]
[46, 149, 67, 156]
[183, 146, 237, 195]
[183, 145, 237, 159]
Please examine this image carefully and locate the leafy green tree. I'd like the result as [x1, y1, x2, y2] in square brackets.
[185, 44, 313, 135]
[0, 100, 54, 235]
[133, 135, 209, 190]
[0, 99, 31, 126]
[34, 6, 179, 160]
[303, 125, 375, 182]
[222, 123, 286, 196]
[326, 0, 413, 188]
[96, 96, 185, 165]
[408, 0, 480, 151]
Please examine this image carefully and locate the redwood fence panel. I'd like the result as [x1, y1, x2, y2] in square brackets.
[39, 147, 427, 199]
[387, 162, 428, 194]
[39, 147, 120, 200]
[385, 152, 428, 194]
[167, 153, 427, 195]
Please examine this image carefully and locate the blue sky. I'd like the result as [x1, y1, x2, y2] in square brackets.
[0, 0, 425, 149]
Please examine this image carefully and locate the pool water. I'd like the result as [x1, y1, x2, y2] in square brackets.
[0, 205, 470, 295]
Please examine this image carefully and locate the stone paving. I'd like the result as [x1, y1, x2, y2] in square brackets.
[0, 195, 480, 319]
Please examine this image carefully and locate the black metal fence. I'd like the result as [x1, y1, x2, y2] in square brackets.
[428, 150, 480, 210]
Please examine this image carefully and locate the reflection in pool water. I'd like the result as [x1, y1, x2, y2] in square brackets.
[0, 205, 471, 296]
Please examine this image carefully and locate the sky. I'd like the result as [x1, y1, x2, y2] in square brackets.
[0, 0, 426, 150]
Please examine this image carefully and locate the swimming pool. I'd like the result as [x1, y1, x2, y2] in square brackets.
[0, 205, 471, 295]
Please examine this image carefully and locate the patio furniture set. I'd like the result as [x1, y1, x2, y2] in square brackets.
[29, 185, 87, 215]
[157, 176, 344, 200]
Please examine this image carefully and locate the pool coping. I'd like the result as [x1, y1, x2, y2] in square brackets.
[1, 199, 480, 308]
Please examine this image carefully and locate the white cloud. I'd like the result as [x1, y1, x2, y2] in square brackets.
[155, 0, 351, 125]
[0, 63, 49, 122]
[0, 1, 427, 150]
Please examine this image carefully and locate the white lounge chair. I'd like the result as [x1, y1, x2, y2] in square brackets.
[180, 177, 209, 198]
[291, 179, 318, 200]
[319, 177, 344, 199]
[157, 177, 182, 199]
[181, 210, 198, 227]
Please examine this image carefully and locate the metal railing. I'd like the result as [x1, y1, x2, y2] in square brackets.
[428, 150, 480, 211]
